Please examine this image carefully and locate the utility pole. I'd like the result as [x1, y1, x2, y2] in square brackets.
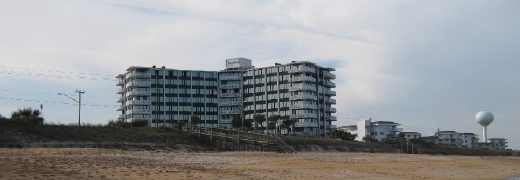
[76, 90, 85, 126]
[58, 90, 85, 126]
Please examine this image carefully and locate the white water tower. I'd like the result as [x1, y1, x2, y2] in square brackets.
[475, 111, 494, 142]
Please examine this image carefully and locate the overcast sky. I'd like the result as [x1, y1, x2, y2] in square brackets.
[1, 1, 519, 148]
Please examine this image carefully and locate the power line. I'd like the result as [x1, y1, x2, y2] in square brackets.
[0, 71, 115, 81]
[0, 89, 119, 99]
[0, 96, 117, 107]
[0, 65, 114, 77]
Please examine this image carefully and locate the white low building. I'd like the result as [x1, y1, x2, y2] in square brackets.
[355, 118, 402, 141]
[434, 131, 461, 146]
[488, 138, 508, 149]
[399, 132, 422, 142]
[459, 133, 479, 148]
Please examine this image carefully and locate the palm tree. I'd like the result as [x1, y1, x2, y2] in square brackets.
[268, 115, 281, 134]
[11, 108, 44, 124]
[253, 114, 266, 133]
[190, 115, 200, 129]
[282, 119, 296, 135]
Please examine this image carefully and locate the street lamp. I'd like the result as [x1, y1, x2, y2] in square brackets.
[58, 89, 85, 126]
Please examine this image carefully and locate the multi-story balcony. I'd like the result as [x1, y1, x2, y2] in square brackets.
[325, 115, 337, 121]
[220, 110, 241, 115]
[221, 119, 232, 124]
[323, 90, 336, 96]
[219, 101, 241, 106]
[127, 109, 152, 114]
[220, 84, 240, 89]
[289, 94, 318, 100]
[289, 66, 316, 74]
[117, 97, 125, 102]
[127, 71, 150, 79]
[323, 81, 336, 88]
[116, 79, 124, 86]
[389, 128, 404, 132]
[289, 75, 316, 82]
[324, 98, 336, 104]
[294, 122, 319, 127]
[220, 93, 241, 97]
[325, 107, 337, 113]
[220, 75, 241, 80]
[116, 88, 124, 94]
[116, 105, 124, 111]
[290, 113, 318, 119]
[126, 90, 151, 97]
[127, 100, 151, 106]
[117, 114, 125, 119]
[126, 81, 151, 88]
[289, 104, 318, 109]
[289, 84, 316, 92]
[323, 71, 336, 79]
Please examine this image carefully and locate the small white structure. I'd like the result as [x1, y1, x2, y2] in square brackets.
[434, 130, 461, 146]
[487, 138, 508, 149]
[399, 132, 422, 142]
[355, 118, 402, 141]
[459, 133, 479, 148]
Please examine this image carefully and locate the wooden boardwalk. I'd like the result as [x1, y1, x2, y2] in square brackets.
[191, 127, 296, 153]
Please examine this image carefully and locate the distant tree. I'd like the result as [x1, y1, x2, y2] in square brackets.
[242, 119, 253, 130]
[131, 119, 148, 127]
[174, 121, 186, 130]
[191, 115, 200, 128]
[0, 113, 7, 121]
[362, 136, 379, 143]
[231, 116, 242, 129]
[253, 114, 266, 133]
[281, 119, 296, 134]
[268, 115, 281, 134]
[10, 108, 44, 124]
[327, 129, 357, 141]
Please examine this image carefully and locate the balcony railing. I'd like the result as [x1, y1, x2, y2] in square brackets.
[117, 114, 125, 119]
[323, 81, 336, 88]
[289, 75, 316, 82]
[220, 75, 241, 80]
[323, 90, 336, 96]
[127, 72, 150, 79]
[289, 94, 318, 100]
[127, 100, 151, 106]
[325, 98, 336, 104]
[220, 110, 241, 115]
[289, 104, 318, 109]
[289, 66, 316, 74]
[389, 128, 403, 132]
[219, 101, 241, 106]
[117, 97, 125, 102]
[290, 113, 318, 119]
[220, 84, 240, 89]
[221, 119, 232, 124]
[323, 71, 336, 79]
[294, 122, 319, 127]
[127, 109, 151, 114]
[126, 90, 151, 97]
[116, 105, 124, 111]
[289, 84, 316, 91]
[327, 125, 337, 129]
[116, 80, 124, 86]
[325, 116, 337, 121]
[116, 88, 124, 94]
[126, 81, 151, 87]
[220, 93, 241, 97]
[325, 107, 337, 113]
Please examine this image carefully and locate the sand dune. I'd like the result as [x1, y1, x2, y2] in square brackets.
[1, 148, 519, 180]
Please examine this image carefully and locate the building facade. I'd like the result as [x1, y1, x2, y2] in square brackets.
[116, 58, 337, 136]
[116, 66, 219, 127]
[354, 118, 403, 141]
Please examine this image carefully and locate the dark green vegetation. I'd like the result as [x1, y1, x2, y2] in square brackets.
[0, 108, 513, 156]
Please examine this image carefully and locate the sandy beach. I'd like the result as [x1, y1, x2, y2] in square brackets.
[1, 148, 519, 180]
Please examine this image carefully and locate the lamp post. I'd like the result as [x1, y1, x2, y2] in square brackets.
[58, 89, 85, 126]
